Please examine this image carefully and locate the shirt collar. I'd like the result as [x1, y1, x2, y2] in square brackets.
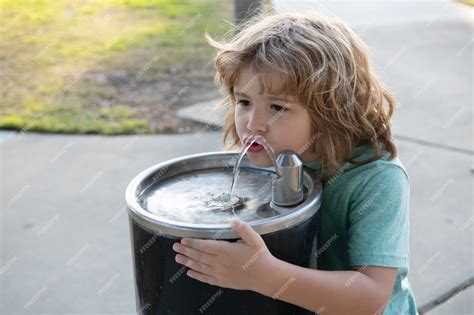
[302, 145, 371, 174]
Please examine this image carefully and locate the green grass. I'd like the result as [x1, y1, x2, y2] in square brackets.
[0, 0, 232, 134]
[0, 101, 149, 134]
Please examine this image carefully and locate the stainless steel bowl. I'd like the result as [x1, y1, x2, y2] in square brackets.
[126, 151, 322, 239]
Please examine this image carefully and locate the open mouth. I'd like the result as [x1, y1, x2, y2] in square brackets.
[244, 135, 268, 153]
[247, 141, 264, 153]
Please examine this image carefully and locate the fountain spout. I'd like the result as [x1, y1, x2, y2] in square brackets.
[271, 151, 304, 207]
[232, 134, 304, 208]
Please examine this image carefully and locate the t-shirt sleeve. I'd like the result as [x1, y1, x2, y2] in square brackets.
[347, 165, 410, 268]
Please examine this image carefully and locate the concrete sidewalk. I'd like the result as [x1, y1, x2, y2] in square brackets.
[0, 132, 225, 314]
[1, 129, 471, 313]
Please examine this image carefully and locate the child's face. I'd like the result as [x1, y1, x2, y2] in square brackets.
[234, 66, 319, 168]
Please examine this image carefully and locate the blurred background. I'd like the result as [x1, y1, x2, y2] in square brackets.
[1, 0, 472, 314]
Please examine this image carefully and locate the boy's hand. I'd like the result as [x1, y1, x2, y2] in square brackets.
[172, 219, 276, 292]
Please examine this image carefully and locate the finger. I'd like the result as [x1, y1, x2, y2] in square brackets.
[187, 269, 219, 287]
[230, 219, 264, 247]
[180, 238, 226, 255]
[173, 243, 217, 266]
[175, 254, 215, 276]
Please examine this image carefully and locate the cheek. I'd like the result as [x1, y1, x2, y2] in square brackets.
[234, 111, 247, 132]
[293, 111, 313, 135]
[277, 113, 313, 146]
[234, 111, 246, 138]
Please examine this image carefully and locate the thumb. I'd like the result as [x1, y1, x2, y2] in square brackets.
[230, 219, 264, 247]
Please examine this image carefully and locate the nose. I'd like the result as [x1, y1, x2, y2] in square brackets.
[246, 107, 268, 133]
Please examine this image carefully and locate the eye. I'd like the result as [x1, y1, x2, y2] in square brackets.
[236, 100, 251, 108]
[271, 104, 289, 112]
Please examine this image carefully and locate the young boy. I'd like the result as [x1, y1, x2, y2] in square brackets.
[172, 12, 417, 314]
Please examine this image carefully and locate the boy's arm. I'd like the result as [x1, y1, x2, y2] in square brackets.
[255, 257, 397, 315]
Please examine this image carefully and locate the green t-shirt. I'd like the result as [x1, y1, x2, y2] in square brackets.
[303, 145, 417, 315]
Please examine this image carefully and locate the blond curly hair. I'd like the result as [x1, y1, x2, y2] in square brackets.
[206, 12, 397, 180]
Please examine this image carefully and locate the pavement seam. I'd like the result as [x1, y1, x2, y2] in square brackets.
[417, 276, 474, 314]
[394, 134, 473, 156]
